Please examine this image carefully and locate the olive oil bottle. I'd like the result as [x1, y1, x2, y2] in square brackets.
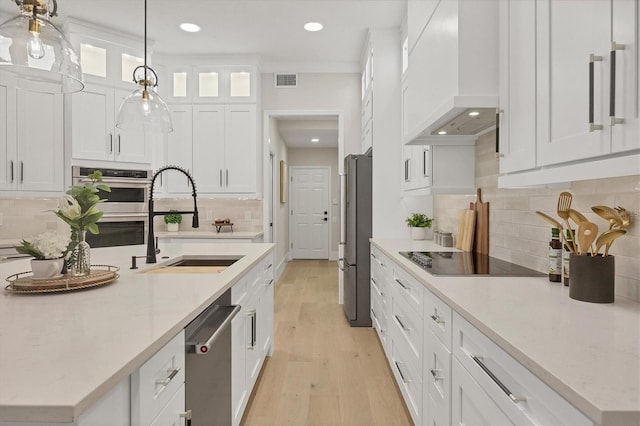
[548, 228, 562, 283]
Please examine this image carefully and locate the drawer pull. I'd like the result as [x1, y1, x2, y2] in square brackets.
[371, 308, 378, 320]
[395, 278, 409, 290]
[472, 355, 526, 404]
[180, 410, 192, 426]
[155, 367, 180, 386]
[265, 263, 273, 270]
[394, 361, 411, 383]
[371, 278, 384, 297]
[431, 313, 445, 325]
[429, 368, 444, 381]
[394, 314, 411, 331]
[265, 279, 274, 287]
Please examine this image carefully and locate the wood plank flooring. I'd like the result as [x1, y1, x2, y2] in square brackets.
[242, 260, 412, 426]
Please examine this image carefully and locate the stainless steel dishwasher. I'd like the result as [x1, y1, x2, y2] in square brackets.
[185, 289, 240, 426]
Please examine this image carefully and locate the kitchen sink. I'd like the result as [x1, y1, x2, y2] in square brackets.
[144, 255, 244, 274]
[168, 256, 243, 267]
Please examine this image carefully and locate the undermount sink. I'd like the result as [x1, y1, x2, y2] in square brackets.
[144, 255, 244, 274]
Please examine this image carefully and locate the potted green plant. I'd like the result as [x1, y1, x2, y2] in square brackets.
[164, 210, 182, 232]
[406, 213, 433, 240]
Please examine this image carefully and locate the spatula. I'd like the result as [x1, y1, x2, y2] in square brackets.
[535, 211, 573, 253]
[594, 229, 626, 257]
[577, 222, 598, 256]
[557, 192, 577, 253]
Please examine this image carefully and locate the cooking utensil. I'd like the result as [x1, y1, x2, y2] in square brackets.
[568, 209, 588, 225]
[577, 222, 598, 256]
[469, 188, 489, 255]
[535, 211, 573, 253]
[591, 206, 623, 230]
[594, 229, 626, 257]
[557, 192, 577, 252]
[614, 206, 631, 229]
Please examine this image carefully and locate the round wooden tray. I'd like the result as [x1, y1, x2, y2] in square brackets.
[5, 265, 120, 294]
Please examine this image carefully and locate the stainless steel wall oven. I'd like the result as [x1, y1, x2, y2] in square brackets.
[72, 166, 152, 247]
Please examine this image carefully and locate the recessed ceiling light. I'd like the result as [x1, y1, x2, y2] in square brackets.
[438, 131, 447, 135]
[468, 111, 480, 116]
[180, 23, 201, 33]
[311, 138, 320, 143]
[304, 22, 323, 32]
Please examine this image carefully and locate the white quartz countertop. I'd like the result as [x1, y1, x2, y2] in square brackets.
[0, 242, 274, 423]
[155, 230, 263, 239]
[372, 239, 640, 426]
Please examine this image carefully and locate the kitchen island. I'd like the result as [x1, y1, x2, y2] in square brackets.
[372, 239, 639, 426]
[0, 242, 274, 424]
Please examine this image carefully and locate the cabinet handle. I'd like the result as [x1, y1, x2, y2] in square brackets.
[609, 42, 626, 126]
[430, 313, 445, 325]
[394, 314, 411, 331]
[155, 367, 180, 386]
[248, 310, 256, 349]
[117, 134, 121, 154]
[423, 148, 429, 177]
[370, 308, 378, 320]
[265, 279, 274, 287]
[20, 161, 23, 183]
[371, 278, 383, 297]
[265, 263, 273, 270]
[472, 355, 526, 404]
[9, 160, 13, 183]
[219, 169, 223, 187]
[430, 368, 444, 381]
[394, 361, 411, 383]
[588, 54, 604, 132]
[226, 169, 229, 187]
[180, 410, 192, 426]
[108, 133, 113, 153]
[394, 278, 409, 290]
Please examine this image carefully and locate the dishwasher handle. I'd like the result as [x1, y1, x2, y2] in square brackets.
[187, 304, 241, 355]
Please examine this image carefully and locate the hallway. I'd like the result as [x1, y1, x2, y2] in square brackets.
[242, 260, 412, 426]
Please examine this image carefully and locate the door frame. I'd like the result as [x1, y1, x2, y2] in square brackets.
[288, 165, 331, 260]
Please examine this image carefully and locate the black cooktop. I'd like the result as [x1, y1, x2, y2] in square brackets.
[399, 251, 545, 277]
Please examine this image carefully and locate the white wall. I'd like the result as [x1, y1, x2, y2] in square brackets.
[288, 148, 340, 259]
[268, 118, 290, 271]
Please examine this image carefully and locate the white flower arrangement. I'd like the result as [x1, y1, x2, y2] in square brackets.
[15, 231, 72, 260]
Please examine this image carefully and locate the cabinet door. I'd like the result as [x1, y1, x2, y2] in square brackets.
[166, 105, 193, 194]
[113, 88, 151, 164]
[149, 383, 185, 426]
[425, 331, 452, 426]
[225, 104, 256, 193]
[499, 0, 537, 173]
[0, 84, 14, 190]
[536, 0, 612, 166]
[231, 314, 247, 426]
[192, 104, 225, 193]
[259, 277, 275, 356]
[451, 357, 514, 426]
[611, 0, 639, 153]
[245, 302, 261, 391]
[71, 84, 114, 161]
[16, 89, 64, 192]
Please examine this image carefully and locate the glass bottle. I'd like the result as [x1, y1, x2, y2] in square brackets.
[69, 230, 91, 277]
[563, 229, 573, 286]
[548, 228, 562, 283]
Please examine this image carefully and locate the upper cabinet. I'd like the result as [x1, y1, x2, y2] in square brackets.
[165, 65, 257, 104]
[404, 0, 499, 143]
[498, 0, 640, 186]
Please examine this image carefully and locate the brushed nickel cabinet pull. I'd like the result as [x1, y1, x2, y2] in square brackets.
[589, 54, 603, 132]
[472, 355, 526, 404]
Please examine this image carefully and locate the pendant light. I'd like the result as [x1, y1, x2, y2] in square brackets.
[0, 0, 83, 93]
[116, 0, 172, 133]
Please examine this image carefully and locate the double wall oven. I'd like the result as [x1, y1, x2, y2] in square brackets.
[72, 166, 152, 248]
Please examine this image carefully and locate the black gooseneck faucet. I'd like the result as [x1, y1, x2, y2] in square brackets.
[147, 165, 199, 263]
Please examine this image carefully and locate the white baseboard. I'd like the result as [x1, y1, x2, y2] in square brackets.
[276, 252, 289, 280]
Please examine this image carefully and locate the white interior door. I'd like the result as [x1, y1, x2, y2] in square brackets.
[290, 167, 329, 259]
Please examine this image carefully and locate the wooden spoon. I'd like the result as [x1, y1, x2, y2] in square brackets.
[535, 211, 573, 253]
[594, 229, 626, 257]
[557, 192, 577, 252]
[577, 222, 598, 256]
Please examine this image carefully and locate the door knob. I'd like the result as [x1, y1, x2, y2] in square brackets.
[324, 211, 328, 215]
[322, 218, 328, 221]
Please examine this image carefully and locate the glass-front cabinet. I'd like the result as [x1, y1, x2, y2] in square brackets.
[166, 65, 257, 103]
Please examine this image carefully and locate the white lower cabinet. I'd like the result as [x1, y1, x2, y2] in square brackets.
[373, 250, 593, 426]
[150, 383, 186, 426]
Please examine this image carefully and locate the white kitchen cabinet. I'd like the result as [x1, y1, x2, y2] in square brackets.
[70, 83, 151, 165]
[192, 104, 225, 193]
[407, 0, 440, 54]
[222, 104, 257, 193]
[165, 105, 193, 194]
[0, 82, 64, 193]
[424, 330, 452, 426]
[404, 0, 499, 143]
[166, 65, 257, 104]
[498, 0, 537, 174]
[403, 144, 475, 195]
[149, 383, 185, 426]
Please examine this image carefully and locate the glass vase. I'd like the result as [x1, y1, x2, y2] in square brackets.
[69, 230, 91, 277]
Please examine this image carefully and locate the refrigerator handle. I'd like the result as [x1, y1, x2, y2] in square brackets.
[338, 258, 345, 271]
[339, 172, 346, 245]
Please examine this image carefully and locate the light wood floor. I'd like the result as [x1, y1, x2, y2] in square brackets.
[242, 260, 413, 426]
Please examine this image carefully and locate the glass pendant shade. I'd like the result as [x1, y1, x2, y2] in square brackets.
[116, 85, 173, 133]
[0, 13, 83, 93]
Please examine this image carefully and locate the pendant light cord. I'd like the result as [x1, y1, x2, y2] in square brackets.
[144, 0, 148, 91]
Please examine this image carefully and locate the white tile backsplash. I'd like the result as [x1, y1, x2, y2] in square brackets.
[435, 131, 640, 301]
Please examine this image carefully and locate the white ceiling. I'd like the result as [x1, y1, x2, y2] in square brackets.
[0, 0, 406, 72]
[276, 117, 339, 148]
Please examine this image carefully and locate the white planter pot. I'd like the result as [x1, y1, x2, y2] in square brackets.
[410, 227, 427, 240]
[31, 258, 64, 279]
[167, 223, 180, 232]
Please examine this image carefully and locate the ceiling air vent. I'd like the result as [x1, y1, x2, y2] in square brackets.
[274, 73, 298, 88]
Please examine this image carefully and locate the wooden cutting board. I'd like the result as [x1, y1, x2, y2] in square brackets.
[455, 209, 476, 252]
[469, 188, 490, 255]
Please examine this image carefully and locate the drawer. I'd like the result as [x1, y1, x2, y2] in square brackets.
[453, 313, 592, 426]
[424, 289, 452, 350]
[370, 273, 387, 304]
[391, 339, 422, 426]
[371, 246, 392, 281]
[262, 252, 274, 280]
[150, 382, 185, 426]
[392, 266, 424, 316]
[370, 300, 389, 352]
[390, 296, 423, 369]
[231, 263, 259, 304]
[425, 330, 451, 426]
[131, 330, 185, 426]
[370, 290, 387, 335]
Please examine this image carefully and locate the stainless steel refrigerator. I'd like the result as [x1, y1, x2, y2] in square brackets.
[341, 153, 372, 327]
